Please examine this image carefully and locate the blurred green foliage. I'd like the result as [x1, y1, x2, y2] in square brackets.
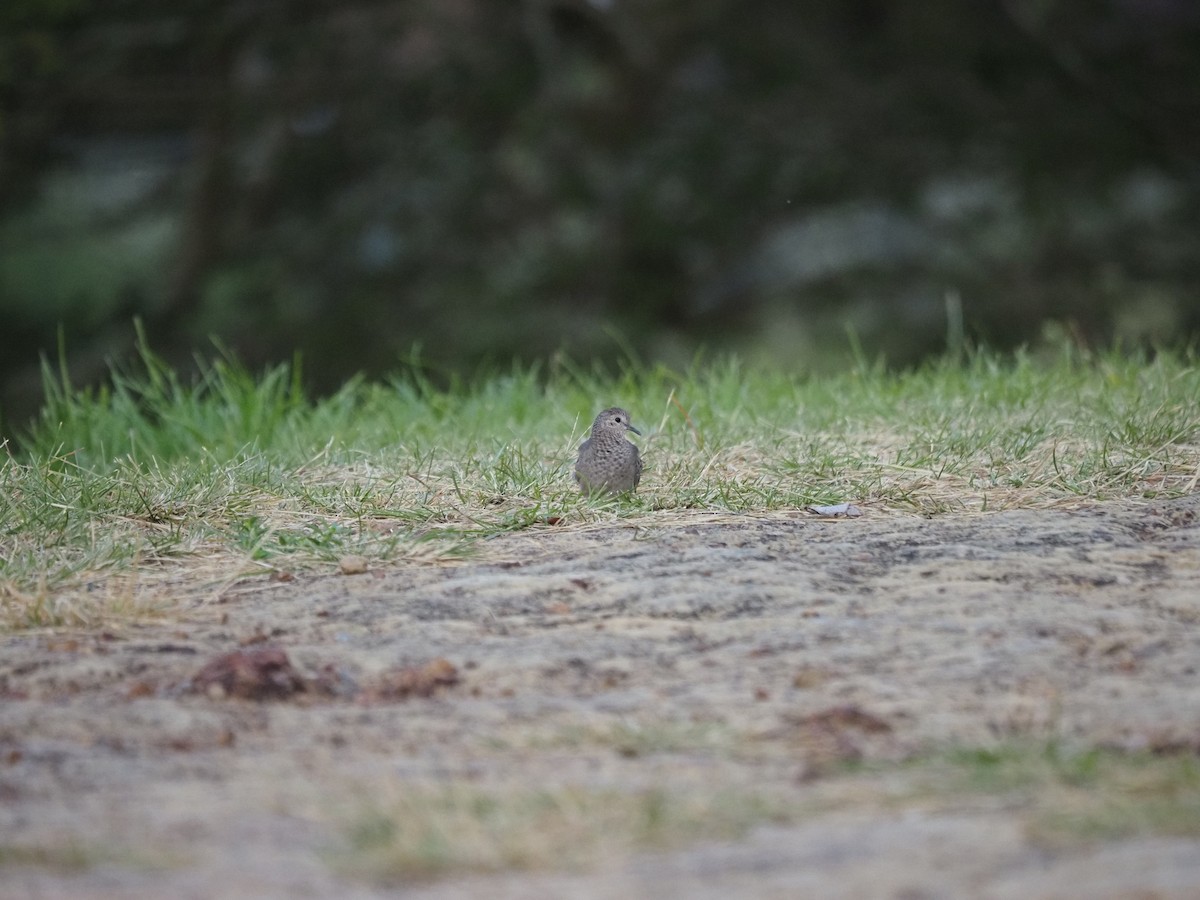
[2, 0, 1199, 433]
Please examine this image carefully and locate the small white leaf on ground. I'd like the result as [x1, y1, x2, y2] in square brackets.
[806, 503, 863, 517]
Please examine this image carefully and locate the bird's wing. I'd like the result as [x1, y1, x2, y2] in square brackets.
[574, 438, 592, 486]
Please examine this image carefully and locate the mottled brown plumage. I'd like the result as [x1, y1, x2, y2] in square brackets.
[574, 407, 643, 495]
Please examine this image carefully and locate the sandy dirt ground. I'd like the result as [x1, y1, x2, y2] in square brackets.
[2, 494, 1199, 898]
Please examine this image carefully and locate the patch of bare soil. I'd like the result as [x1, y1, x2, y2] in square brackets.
[2, 496, 1199, 898]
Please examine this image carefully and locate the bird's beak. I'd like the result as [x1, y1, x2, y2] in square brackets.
[627, 424, 642, 436]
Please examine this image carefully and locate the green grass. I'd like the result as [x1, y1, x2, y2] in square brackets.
[882, 742, 1200, 846]
[338, 783, 786, 880]
[2, 335, 1198, 628]
[0, 842, 99, 872]
[332, 741, 1200, 882]
[0, 838, 188, 873]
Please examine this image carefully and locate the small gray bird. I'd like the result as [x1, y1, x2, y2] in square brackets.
[574, 407, 643, 495]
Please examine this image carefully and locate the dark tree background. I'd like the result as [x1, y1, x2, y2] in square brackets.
[2, 0, 1199, 431]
